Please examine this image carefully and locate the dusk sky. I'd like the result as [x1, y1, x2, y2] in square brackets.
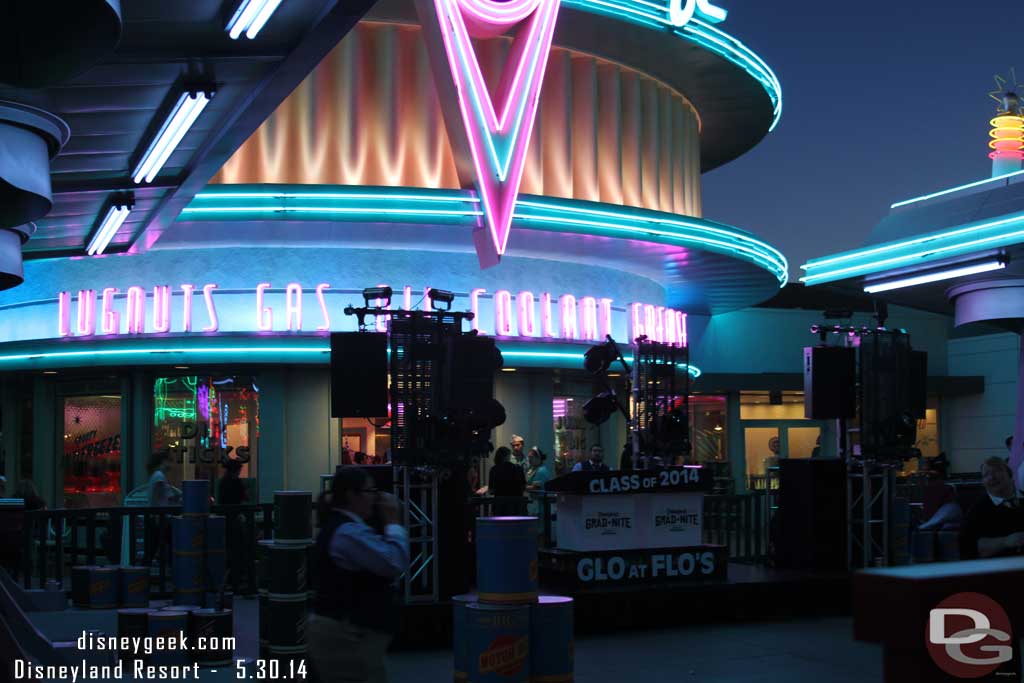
[701, 0, 1024, 280]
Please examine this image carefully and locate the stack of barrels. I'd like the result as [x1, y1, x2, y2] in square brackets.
[453, 517, 574, 683]
[257, 491, 313, 664]
[70, 565, 148, 609]
[114, 479, 234, 669]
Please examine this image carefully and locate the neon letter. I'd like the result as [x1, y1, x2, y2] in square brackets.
[126, 286, 145, 334]
[495, 290, 513, 336]
[665, 309, 678, 346]
[655, 306, 666, 343]
[316, 283, 331, 331]
[256, 283, 273, 331]
[202, 284, 219, 332]
[100, 288, 120, 335]
[678, 311, 688, 347]
[631, 303, 645, 341]
[541, 292, 555, 338]
[644, 305, 657, 343]
[58, 291, 71, 337]
[76, 290, 97, 336]
[153, 286, 171, 333]
[285, 283, 303, 331]
[404, 285, 412, 311]
[560, 294, 578, 340]
[181, 284, 195, 332]
[471, 288, 487, 334]
[517, 291, 536, 337]
[581, 296, 599, 341]
[375, 283, 389, 333]
[599, 298, 613, 339]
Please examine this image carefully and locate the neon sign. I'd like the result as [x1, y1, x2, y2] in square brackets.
[417, 0, 728, 266]
[55, 284, 687, 347]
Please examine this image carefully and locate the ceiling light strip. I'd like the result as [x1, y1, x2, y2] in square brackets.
[862, 260, 1007, 294]
[133, 91, 213, 184]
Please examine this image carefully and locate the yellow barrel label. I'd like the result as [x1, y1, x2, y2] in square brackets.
[479, 636, 528, 676]
[90, 580, 111, 595]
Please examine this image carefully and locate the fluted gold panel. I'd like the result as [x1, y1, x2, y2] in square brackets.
[213, 22, 703, 217]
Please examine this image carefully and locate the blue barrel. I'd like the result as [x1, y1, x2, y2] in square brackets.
[274, 491, 313, 544]
[206, 515, 225, 552]
[88, 567, 118, 609]
[148, 611, 190, 666]
[531, 596, 574, 682]
[463, 603, 530, 683]
[119, 566, 149, 607]
[476, 517, 538, 604]
[173, 516, 206, 600]
[117, 608, 152, 665]
[268, 544, 309, 594]
[182, 480, 210, 515]
[192, 608, 234, 667]
[452, 594, 475, 682]
[206, 550, 226, 593]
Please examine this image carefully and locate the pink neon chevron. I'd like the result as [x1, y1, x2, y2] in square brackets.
[425, 0, 561, 263]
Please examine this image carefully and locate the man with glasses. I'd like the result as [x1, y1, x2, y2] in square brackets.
[572, 444, 610, 472]
[310, 467, 409, 683]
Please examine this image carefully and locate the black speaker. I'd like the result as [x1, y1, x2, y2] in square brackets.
[803, 346, 856, 419]
[906, 350, 927, 419]
[330, 332, 388, 418]
[776, 459, 846, 571]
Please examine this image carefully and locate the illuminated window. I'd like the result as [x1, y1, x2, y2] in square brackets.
[63, 395, 122, 507]
[152, 376, 259, 498]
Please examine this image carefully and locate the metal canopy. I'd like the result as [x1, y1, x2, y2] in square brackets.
[0, 0, 376, 259]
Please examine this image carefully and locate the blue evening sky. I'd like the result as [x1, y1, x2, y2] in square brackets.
[701, 0, 1024, 279]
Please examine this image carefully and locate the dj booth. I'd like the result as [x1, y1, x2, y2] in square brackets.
[539, 467, 727, 590]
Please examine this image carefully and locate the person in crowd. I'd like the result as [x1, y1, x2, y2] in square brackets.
[487, 447, 527, 497]
[467, 465, 480, 493]
[1008, 435, 1014, 453]
[960, 456, 1024, 559]
[526, 448, 553, 490]
[619, 441, 634, 471]
[218, 457, 248, 505]
[810, 436, 822, 459]
[310, 467, 409, 683]
[14, 479, 45, 511]
[572, 445, 610, 472]
[147, 450, 174, 507]
[354, 452, 367, 465]
[510, 435, 529, 471]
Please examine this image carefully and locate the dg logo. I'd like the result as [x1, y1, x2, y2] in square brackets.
[927, 592, 1017, 679]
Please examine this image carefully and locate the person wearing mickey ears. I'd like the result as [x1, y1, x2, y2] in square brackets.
[309, 467, 409, 683]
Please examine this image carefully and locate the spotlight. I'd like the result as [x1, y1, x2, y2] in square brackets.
[362, 286, 393, 307]
[584, 342, 618, 375]
[428, 288, 455, 311]
[583, 392, 618, 425]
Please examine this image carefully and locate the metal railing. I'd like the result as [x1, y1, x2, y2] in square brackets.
[703, 491, 769, 564]
[15, 504, 274, 597]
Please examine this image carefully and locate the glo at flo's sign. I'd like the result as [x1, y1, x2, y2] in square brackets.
[55, 283, 687, 346]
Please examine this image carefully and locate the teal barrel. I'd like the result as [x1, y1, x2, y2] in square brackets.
[192, 608, 234, 667]
[88, 566, 119, 609]
[148, 611, 190, 666]
[267, 592, 308, 649]
[476, 517, 538, 604]
[462, 603, 530, 683]
[172, 516, 205, 604]
[118, 565, 149, 607]
[452, 594, 475, 682]
[117, 607, 152, 666]
[204, 516, 226, 596]
[181, 480, 210, 516]
[530, 596, 574, 683]
[274, 491, 313, 544]
[268, 544, 309, 594]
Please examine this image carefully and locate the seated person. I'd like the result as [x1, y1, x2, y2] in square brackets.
[960, 456, 1024, 559]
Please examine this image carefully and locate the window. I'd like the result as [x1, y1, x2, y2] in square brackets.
[691, 394, 727, 463]
[153, 376, 259, 494]
[63, 395, 122, 507]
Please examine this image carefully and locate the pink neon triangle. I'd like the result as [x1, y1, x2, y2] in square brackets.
[423, 0, 561, 266]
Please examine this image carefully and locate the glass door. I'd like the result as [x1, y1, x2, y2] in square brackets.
[62, 394, 122, 508]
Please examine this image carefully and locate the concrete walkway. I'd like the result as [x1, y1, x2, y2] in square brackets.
[387, 617, 884, 683]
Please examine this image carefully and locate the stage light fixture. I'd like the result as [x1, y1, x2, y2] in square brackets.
[362, 286, 393, 307]
[226, 0, 283, 39]
[86, 195, 134, 256]
[584, 342, 618, 375]
[133, 88, 214, 184]
[583, 392, 618, 425]
[428, 288, 455, 311]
